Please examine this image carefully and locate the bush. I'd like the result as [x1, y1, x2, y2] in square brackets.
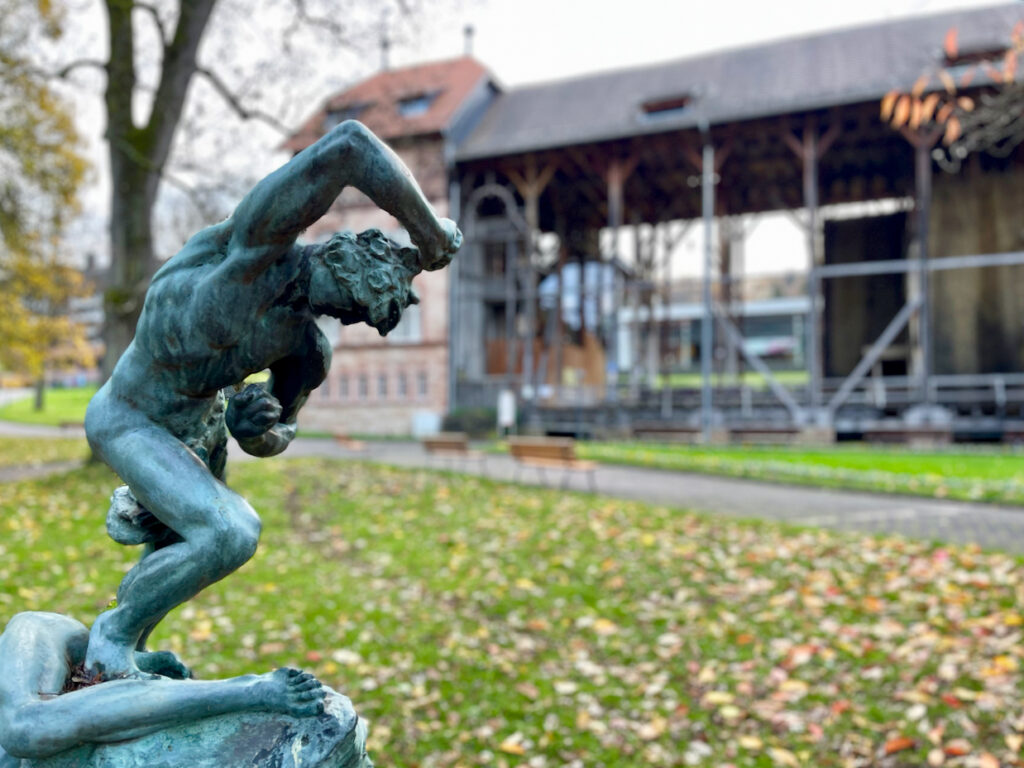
[442, 407, 496, 438]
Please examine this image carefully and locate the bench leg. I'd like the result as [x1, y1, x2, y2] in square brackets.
[538, 466, 547, 485]
[560, 470, 571, 490]
[587, 469, 597, 493]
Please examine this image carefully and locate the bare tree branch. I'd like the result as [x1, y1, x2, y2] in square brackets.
[144, 0, 216, 175]
[287, 0, 346, 38]
[194, 66, 290, 134]
[936, 82, 1024, 171]
[20, 58, 106, 81]
[133, 2, 169, 46]
[56, 58, 107, 78]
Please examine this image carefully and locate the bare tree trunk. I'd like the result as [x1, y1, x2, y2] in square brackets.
[100, 0, 217, 378]
[33, 376, 45, 412]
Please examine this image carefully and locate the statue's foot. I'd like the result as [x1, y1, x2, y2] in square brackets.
[137, 649, 192, 679]
[86, 614, 160, 681]
[254, 668, 325, 718]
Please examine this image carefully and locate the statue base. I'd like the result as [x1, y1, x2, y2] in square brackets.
[10, 687, 373, 768]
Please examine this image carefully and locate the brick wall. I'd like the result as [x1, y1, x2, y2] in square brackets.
[298, 134, 452, 435]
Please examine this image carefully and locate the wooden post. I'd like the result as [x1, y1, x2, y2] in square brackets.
[914, 140, 934, 402]
[506, 157, 556, 403]
[605, 156, 637, 403]
[505, 237, 517, 382]
[701, 141, 715, 442]
[784, 116, 838, 423]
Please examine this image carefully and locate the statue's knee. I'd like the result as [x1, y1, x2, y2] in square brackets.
[200, 502, 260, 573]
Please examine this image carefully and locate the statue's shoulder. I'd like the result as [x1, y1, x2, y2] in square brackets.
[152, 220, 234, 284]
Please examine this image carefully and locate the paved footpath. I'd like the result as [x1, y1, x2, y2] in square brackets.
[3, 418, 1023, 554]
[251, 438, 1024, 555]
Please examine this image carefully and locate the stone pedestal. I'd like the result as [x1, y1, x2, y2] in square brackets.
[14, 688, 372, 768]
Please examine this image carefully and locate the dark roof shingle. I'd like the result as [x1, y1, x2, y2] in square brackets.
[284, 56, 492, 152]
[456, 4, 1024, 160]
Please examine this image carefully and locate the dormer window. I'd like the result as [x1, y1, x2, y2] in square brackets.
[397, 92, 438, 117]
[640, 93, 693, 121]
[324, 102, 370, 130]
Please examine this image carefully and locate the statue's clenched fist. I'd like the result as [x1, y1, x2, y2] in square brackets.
[226, 383, 282, 439]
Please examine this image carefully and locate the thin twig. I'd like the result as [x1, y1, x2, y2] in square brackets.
[133, 2, 169, 46]
[194, 66, 290, 134]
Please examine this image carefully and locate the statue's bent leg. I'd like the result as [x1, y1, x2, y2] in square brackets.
[85, 414, 261, 680]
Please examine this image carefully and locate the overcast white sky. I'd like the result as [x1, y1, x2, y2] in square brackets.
[65, 0, 1011, 273]
[403, 0, 1006, 86]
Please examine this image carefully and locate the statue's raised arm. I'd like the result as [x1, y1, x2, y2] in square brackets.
[223, 120, 460, 281]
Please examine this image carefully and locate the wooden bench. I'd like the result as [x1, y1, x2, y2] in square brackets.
[508, 436, 597, 491]
[422, 432, 486, 470]
[332, 433, 367, 453]
[728, 424, 801, 445]
[863, 424, 952, 447]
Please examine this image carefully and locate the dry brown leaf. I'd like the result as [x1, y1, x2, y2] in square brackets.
[944, 116, 961, 145]
[498, 738, 525, 756]
[885, 737, 917, 755]
[910, 99, 924, 130]
[881, 91, 899, 121]
[1006, 50, 1018, 82]
[944, 738, 972, 757]
[892, 95, 911, 128]
[939, 69, 957, 94]
[944, 27, 958, 59]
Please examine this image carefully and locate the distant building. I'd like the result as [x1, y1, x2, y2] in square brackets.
[282, 57, 499, 435]
[284, 4, 1024, 439]
[450, 3, 1024, 438]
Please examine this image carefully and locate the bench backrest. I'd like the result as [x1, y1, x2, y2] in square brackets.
[423, 432, 470, 452]
[508, 436, 577, 462]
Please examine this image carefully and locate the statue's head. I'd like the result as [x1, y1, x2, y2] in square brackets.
[311, 228, 420, 335]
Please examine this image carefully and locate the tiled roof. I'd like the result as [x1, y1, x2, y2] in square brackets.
[283, 56, 492, 152]
[457, 3, 1023, 160]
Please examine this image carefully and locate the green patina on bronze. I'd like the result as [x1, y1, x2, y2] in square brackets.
[0, 120, 458, 766]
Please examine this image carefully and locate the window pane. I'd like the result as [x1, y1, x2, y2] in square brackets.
[388, 302, 421, 343]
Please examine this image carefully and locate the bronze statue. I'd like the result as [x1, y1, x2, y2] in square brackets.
[84, 119, 460, 682]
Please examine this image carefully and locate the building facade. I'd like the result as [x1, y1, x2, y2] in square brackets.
[282, 57, 497, 435]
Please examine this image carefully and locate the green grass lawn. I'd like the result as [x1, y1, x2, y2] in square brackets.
[650, 369, 810, 389]
[0, 437, 88, 467]
[572, 441, 1024, 505]
[0, 386, 95, 426]
[2, 459, 1022, 766]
